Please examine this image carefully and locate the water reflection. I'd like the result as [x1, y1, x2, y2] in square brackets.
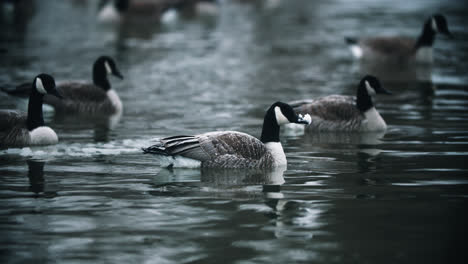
[26, 160, 57, 198]
[302, 130, 386, 146]
[354, 60, 433, 82]
[150, 166, 286, 198]
[53, 112, 121, 142]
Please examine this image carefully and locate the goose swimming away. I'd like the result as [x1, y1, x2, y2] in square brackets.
[142, 102, 311, 169]
[0, 74, 63, 148]
[345, 14, 452, 63]
[4, 56, 124, 116]
[289, 75, 391, 132]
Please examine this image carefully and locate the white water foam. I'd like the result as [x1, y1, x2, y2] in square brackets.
[1, 138, 157, 159]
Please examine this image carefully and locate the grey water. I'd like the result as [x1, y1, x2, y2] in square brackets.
[1, 0, 467, 263]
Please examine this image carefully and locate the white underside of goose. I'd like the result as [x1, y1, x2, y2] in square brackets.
[29, 126, 58, 145]
[265, 142, 287, 167]
[362, 107, 387, 131]
[98, 4, 120, 23]
[415, 47, 433, 63]
[107, 89, 123, 113]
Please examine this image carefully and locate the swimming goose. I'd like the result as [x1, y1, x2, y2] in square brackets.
[142, 102, 311, 169]
[6, 56, 124, 116]
[0, 74, 62, 148]
[289, 75, 391, 132]
[345, 14, 452, 63]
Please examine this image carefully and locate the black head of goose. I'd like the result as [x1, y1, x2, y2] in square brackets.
[0, 74, 63, 148]
[290, 75, 391, 132]
[345, 14, 452, 63]
[142, 102, 311, 169]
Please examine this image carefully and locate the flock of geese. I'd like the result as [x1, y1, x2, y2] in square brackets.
[0, 0, 453, 169]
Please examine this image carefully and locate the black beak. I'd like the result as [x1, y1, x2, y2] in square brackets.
[379, 87, 392, 95]
[51, 88, 64, 99]
[113, 70, 124, 80]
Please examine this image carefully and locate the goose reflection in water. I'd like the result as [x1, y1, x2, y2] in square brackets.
[26, 160, 57, 198]
[149, 166, 286, 199]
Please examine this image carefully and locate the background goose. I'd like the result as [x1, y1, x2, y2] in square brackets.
[4, 56, 124, 116]
[345, 14, 452, 63]
[142, 102, 311, 169]
[289, 75, 391, 132]
[0, 74, 62, 148]
[98, 0, 164, 23]
[98, 0, 218, 24]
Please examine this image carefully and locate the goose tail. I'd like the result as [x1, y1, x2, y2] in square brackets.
[142, 143, 170, 156]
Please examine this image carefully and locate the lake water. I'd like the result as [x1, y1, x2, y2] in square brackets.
[1, 0, 467, 263]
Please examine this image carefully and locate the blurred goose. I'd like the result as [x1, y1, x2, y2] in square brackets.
[0, 74, 62, 148]
[345, 14, 452, 63]
[161, 0, 220, 23]
[98, 0, 218, 24]
[142, 102, 311, 168]
[289, 75, 391, 132]
[98, 0, 161, 22]
[5, 56, 124, 116]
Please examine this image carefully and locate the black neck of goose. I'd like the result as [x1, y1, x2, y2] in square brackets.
[356, 83, 374, 112]
[415, 19, 436, 50]
[27, 89, 44, 131]
[93, 65, 111, 91]
[260, 108, 280, 143]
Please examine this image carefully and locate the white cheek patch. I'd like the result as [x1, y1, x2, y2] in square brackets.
[105, 61, 112, 75]
[431, 17, 439, 32]
[35, 78, 47, 94]
[274, 106, 290, 125]
[350, 45, 363, 58]
[365, 81, 376, 96]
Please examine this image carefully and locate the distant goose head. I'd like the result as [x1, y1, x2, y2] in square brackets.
[28, 74, 62, 131]
[261, 101, 311, 143]
[356, 75, 391, 112]
[416, 14, 452, 49]
[93, 56, 124, 91]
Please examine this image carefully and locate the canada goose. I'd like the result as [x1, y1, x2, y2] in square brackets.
[4, 56, 124, 116]
[98, 0, 164, 23]
[142, 102, 311, 168]
[161, 0, 220, 24]
[345, 14, 452, 63]
[98, 0, 218, 24]
[289, 75, 391, 132]
[0, 74, 62, 148]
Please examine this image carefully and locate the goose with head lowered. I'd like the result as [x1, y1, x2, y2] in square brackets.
[0, 74, 63, 148]
[142, 102, 311, 169]
[345, 14, 452, 63]
[4, 56, 124, 116]
[289, 75, 391, 132]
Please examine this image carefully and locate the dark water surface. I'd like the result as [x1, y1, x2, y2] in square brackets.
[1, 0, 468, 263]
